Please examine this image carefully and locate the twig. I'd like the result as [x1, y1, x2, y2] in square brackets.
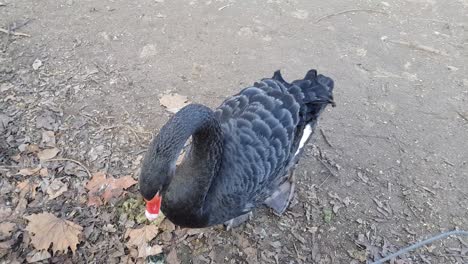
[98, 124, 152, 141]
[386, 39, 448, 56]
[317, 157, 338, 178]
[44, 158, 92, 178]
[80, 113, 100, 125]
[319, 128, 333, 148]
[0, 28, 30, 37]
[218, 4, 232, 11]
[318, 174, 331, 188]
[456, 111, 468, 123]
[443, 160, 455, 167]
[316, 9, 387, 23]
[371, 230, 468, 264]
[105, 134, 115, 176]
[410, 17, 466, 27]
[10, 19, 32, 31]
[93, 62, 109, 75]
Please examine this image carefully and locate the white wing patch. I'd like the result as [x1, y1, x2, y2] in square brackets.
[294, 124, 313, 157]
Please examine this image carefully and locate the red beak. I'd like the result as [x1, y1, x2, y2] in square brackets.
[145, 193, 162, 221]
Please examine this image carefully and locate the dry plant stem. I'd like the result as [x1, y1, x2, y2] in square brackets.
[45, 158, 92, 178]
[0, 28, 30, 37]
[316, 9, 387, 23]
[386, 39, 448, 56]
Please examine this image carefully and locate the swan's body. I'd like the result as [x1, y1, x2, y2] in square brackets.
[139, 70, 334, 228]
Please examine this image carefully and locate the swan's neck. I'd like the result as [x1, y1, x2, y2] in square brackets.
[158, 104, 223, 221]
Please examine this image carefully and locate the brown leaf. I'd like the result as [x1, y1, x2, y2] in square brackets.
[85, 172, 137, 206]
[26, 144, 40, 154]
[39, 168, 49, 177]
[0, 222, 15, 237]
[37, 147, 60, 161]
[140, 245, 163, 259]
[0, 239, 14, 249]
[16, 179, 39, 199]
[166, 248, 180, 264]
[19, 167, 41, 176]
[160, 219, 176, 232]
[159, 93, 190, 113]
[46, 179, 68, 199]
[0, 207, 12, 221]
[25, 212, 83, 254]
[14, 197, 28, 216]
[125, 225, 161, 258]
[11, 153, 22, 162]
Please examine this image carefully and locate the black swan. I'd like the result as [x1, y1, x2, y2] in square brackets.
[139, 69, 335, 228]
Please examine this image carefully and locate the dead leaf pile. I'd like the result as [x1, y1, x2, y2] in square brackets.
[25, 213, 83, 254]
[85, 172, 137, 206]
[125, 225, 162, 258]
[159, 93, 190, 113]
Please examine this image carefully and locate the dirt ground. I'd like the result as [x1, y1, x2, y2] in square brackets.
[1, 0, 468, 263]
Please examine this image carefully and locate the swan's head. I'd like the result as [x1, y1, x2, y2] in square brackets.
[139, 137, 177, 221]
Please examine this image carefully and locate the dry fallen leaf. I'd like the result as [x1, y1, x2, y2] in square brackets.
[0, 207, 12, 221]
[166, 248, 180, 264]
[125, 225, 161, 258]
[25, 212, 82, 254]
[0, 222, 15, 237]
[39, 168, 49, 177]
[26, 250, 51, 263]
[85, 172, 137, 206]
[160, 219, 176, 232]
[41, 131, 56, 147]
[16, 179, 39, 199]
[19, 167, 41, 176]
[159, 93, 190, 113]
[15, 197, 28, 216]
[37, 147, 60, 161]
[26, 144, 40, 154]
[16, 179, 38, 216]
[46, 179, 68, 199]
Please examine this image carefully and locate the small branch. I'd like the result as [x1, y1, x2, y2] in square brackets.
[385, 39, 448, 56]
[10, 19, 32, 31]
[316, 9, 387, 23]
[98, 124, 152, 141]
[456, 111, 468, 123]
[218, 3, 232, 11]
[317, 157, 338, 178]
[0, 28, 30, 37]
[319, 128, 333, 148]
[371, 230, 468, 264]
[45, 158, 92, 178]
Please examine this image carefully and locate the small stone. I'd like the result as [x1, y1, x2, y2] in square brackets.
[41, 131, 56, 147]
[32, 59, 43, 70]
[140, 44, 157, 58]
[160, 231, 172, 242]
